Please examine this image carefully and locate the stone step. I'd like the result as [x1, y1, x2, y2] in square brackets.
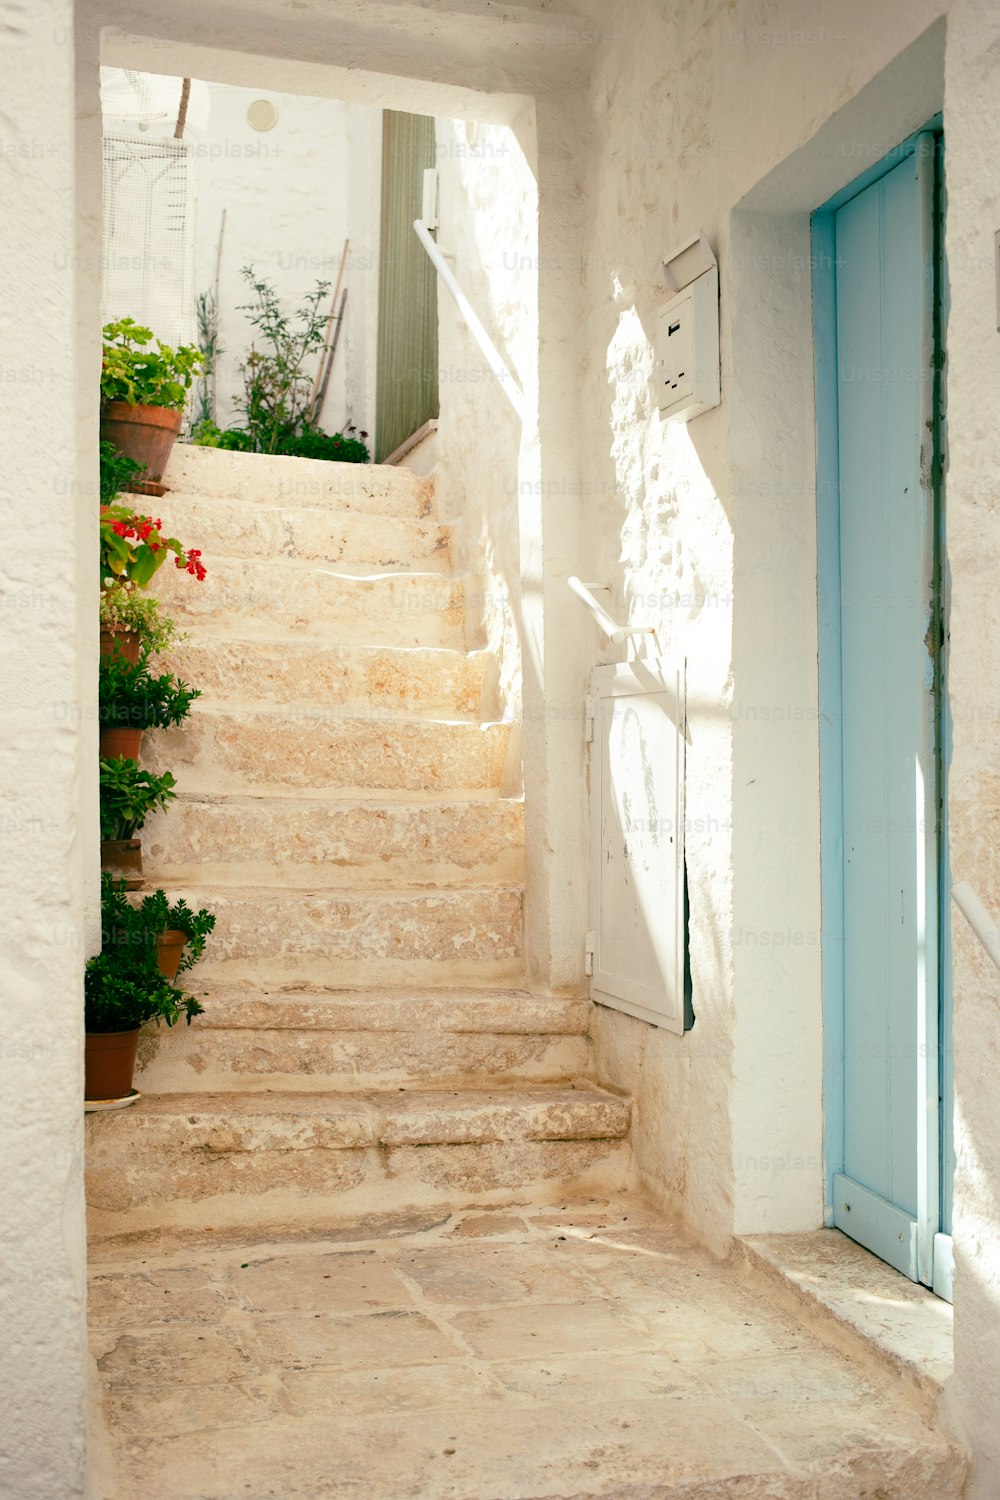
[85, 1084, 632, 1239]
[135, 986, 591, 1093]
[158, 639, 492, 719]
[157, 884, 523, 987]
[161, 444, 433, 519]
[161, 494, 451, 572]
[153, 558, 466, 650]
[143, 708, 509, 795]
[143, 793, 525, 889]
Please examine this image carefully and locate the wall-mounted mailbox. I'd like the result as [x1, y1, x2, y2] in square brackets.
[653, 233, 720, 422]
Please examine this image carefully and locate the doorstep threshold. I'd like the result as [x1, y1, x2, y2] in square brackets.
[732, 1227, 953, 1412]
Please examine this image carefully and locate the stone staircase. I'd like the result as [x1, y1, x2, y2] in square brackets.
[85, 446, 632, 1242]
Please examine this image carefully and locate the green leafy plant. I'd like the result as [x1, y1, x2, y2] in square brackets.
[135, 890, 216, 973]
[99, 439, 146, 503]
[102, 318, 204, 410]
[234, 267, 330, 453]
[193, 289, 222, 431]
[100, 874, 215, 977]
[99, 655, 200, 730]
[84, 949, 204, 1032]
[99, 758, 177, 841]
[99, 582, 183, 658]
[191, 418, 370, 464]
[100, 505, 206, 588]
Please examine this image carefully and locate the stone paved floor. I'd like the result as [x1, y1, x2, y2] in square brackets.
[89, 1197, 964, 1499]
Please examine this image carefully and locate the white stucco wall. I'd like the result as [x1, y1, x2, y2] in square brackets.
[432, 115, 537, 735]
[941, 0, 1000, 1488]
[580, 0, 948, 1254]
[1, 2, 94, 1495]
[101, 73, 374, 438]
[190, 82, 370, 437]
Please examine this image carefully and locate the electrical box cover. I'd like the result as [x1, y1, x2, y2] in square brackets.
[652, 265, 720, 422]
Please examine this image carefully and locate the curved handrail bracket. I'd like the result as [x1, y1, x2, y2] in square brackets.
[413, 220, 525, 421]
[568, 576, 658, 648]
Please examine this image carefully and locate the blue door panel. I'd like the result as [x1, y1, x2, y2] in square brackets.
[826, 138, 941, 1277]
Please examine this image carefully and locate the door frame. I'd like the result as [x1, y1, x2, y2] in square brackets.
[814, 117, 949, 1285]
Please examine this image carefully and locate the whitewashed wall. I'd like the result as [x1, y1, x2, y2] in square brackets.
[432, 117, 537, 734]
[0, 2, 94, 1496]
[102, 74, 375, 439]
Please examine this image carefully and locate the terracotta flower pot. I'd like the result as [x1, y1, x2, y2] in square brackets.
[99, 726, 143, 760]
[100, 627, 141, 665]
[100, 401, 183, 496]
[85, 1028, 140, 1101]
[156, 929, 188, 982]
[101, 838, 143, 890]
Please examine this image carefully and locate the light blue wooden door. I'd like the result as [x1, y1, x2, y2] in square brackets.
[827, 135, 944, 1284]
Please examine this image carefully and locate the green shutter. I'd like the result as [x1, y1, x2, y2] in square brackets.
[375, 111, 439, 463]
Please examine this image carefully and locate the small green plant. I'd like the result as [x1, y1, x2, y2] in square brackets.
[234, 267, 330, 453]
[193, 289, 222, 431]
[100, 874, 215, 976]
[99, 758, 177, 841]
[99, 439, 146, 503]
[191, 418, 370, 464]
[99, 582, 183, 658]
[84, 950, 204, 1032]
[99, 655, 200, 731]
[101, 317, 204, 410]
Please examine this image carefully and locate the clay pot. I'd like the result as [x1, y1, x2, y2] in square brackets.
[101, 838, 143, 890]
[99, 726, 143, 760]
[99, 627, 141, 665]
[156, 929, 187, 982]
[100, 402, 183, 495]
[85, 1028, 140, 1101]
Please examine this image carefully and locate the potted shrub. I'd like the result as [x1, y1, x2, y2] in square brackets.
[101, 318, 204, 494]
[84, 949, 204, 1102]
[99, 758, 177, 888]
[100, 581, 183, 666]
[99, 505, 205, 663]
[101, 875, 215, 987]
[98, 654, 200, 760]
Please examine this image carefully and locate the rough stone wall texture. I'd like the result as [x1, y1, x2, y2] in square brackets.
[1, 2, 92, 1495]
[941, 0, 1000, 1490]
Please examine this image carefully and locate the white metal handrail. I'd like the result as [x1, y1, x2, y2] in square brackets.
[952, 881, 1000, 972]
[568, 576, 658, 645]
[413, 220, 525, 421]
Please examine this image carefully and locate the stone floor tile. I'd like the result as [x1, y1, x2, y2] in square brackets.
[118, 1395, 796, 1500]
[490, 1348, 696, 1403]
[254, 1306, 461, 1370]
[451, 1299, 650, 1360]
[98, 1326, 262, 1389]
[227, 1248, 413, 1314]
[105, 1380, 284, 1438]
[393, 1240, 594, 1305]
[88, 1268, 231, 1329]
[284, 1359, 501, 1417]
[444, 1210, 531, 1238]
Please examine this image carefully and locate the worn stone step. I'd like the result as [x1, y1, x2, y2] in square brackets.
[135, 986, 591, 1093]
[143, 708, 509, 795]
[153, 558, 466, 650]
[143, 793, 524, 889]
[161, 444, 434, 519]
[158, 639, 492, 719]
[157, 884, 523, 986]
[161, 494, 451, 572]
[85, 1084, 633, 1239]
